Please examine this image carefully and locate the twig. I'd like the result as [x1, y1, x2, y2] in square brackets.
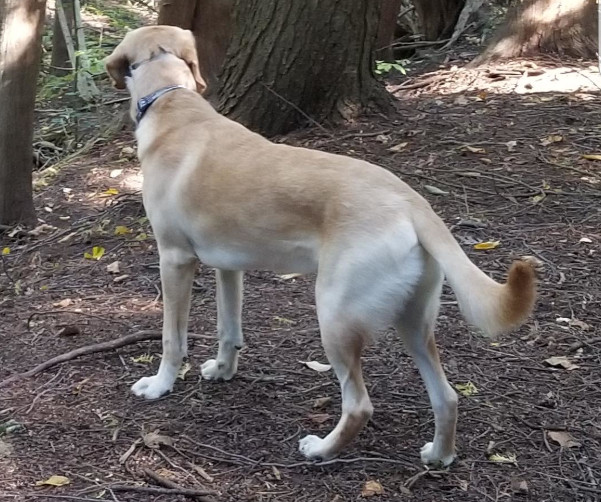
[260, 83, 330, 134]
[27, 310, 130, 329]
[569, 337, 601, 352]
[107, 485, 216, 499]
[0, 331, 212, 388]
[142, 467, 215, 500]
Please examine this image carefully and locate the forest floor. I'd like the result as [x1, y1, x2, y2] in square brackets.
[1, 41, 601, 502]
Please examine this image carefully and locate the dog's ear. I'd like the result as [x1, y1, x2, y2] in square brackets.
[181, 30, 207, 94]
[105, 46, 129, 90]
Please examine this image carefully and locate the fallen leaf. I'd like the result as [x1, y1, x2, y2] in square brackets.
[454, 95, 469, 105]
[361, 479, 384, 497]
[1, 247, 10, 255]
[581, 154, 601, 161]
[143, 431, 173, 449]
[177, 362, 191, 380]
[106, 261, 121, 274]
[190, 463, 213, 482]
[473, 241, 500, 250]
[300, 360, 332, 372]
[308, 413, 331, 424]
[84, 246, 105, 261]
[0, 439, 13, 458]
[488, 452, 517, 464]
[579, 237, 592, 244]
[424, 185, 449, 196]
[461, 145, 487, 154]
[375, 134, 390, 144]
[531, 193, 546, 204]
[136, 232, 148, 241]
[53, 298, 72, 308]
[278, 273, 303, 280]
[313, 396, 332, 409]
[36, 475, 70, 487]
[0, 419, 24, 435]
[544, 356, 579, 371]
[454, 381, 478, 396]
[114, 226, 131, 236]
[547, 430, 581, 449]
[121, 146, 136, 158]
[131, 354, 155, 364]
[505, 140, 518, 151]
[101, 188, 119, 196]
[477, 90, 488, 101]
[28, 224, 56, 237]
[511, 479, 529, 493]
[272, 465, 282, 480]
[540, 134, 563, 146]
[389, 142, 408, 152]
[110, 169, 123, 178]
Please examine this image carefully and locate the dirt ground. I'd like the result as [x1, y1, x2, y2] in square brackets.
[1, 57, 601, 502]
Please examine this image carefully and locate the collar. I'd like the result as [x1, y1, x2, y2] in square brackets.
[135, 85, 186, 125]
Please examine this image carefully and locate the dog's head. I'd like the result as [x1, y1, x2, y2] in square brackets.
[105, 25, 207, 93]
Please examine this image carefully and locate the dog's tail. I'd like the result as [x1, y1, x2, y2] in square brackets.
[411, 203, 539, 337]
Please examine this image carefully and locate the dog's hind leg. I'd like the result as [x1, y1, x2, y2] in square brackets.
[299, 284, 373, 460]
[201, 269, 243, 381]
[396, 255, 458, 467]
[132, 249, 197, 399]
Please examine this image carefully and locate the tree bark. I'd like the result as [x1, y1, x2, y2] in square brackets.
[0, 0, 45, 226]
[158, 0, 233, 99]
[413, 0, 464, 40]
[218, 0, 391, 136]
[477, 0, 597, 61]
[376, 0, 402, 61]
[50, 0, 74, 76]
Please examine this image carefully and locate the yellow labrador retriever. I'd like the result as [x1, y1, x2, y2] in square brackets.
[106, 26, 539, 466]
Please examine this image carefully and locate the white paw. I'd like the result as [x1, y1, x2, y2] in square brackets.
[201, 359, 236, 381]
[420, 442, 456, 467]
[131, 375, 173, 400]
[299, 434, 329, 460]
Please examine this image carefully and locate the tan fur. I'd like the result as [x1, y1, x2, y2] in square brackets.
[106, 26, 540, 464]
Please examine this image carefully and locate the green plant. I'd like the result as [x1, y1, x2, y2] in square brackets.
[374, 60, 408, 76]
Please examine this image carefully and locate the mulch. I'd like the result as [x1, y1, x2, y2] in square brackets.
[1, 57, 600, 502]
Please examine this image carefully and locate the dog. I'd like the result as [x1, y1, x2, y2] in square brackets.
[105, 25, 539, 466]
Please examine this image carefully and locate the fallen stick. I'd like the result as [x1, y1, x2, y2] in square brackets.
[142, 467, 216, 500]
[109, 484, 215, 499]
[0, 331, 213, 388]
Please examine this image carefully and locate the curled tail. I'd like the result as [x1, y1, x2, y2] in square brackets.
[412, 203, 539, 337]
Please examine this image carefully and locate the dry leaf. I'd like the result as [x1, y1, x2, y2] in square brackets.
[455, 381, 478, 396]
[544, 356, 579, 371]
[540, 134, 563, 146]
[579, 237, 592, 244]
[505, 140, 517, 151]
[313, 396, 332, 409]
[114, 226, 131, 236]
[511, 479, 529, 493]
[361, 480, 384, 497]
[581, 154, 601, 161]
[454, 95, 469, 105]
[488, 452, 517, 464]
[2, 247, 10, 255]
[177, 362, 191, 380]
[106, 261, 121, 274]
[308, 413, 331, 424]
[547, 431, 581, 449]
[272, 465, 281, 480]
[424, 185, 449, 196]
[101, 188, 119, 196]
[190, 463, 213, 482]
[462, 145, 487, 154]
[113, 274, 129, 283]
[300, 360, 332, 372]
[36, 475, 70, 487]
[143, 431, 173, 449]
[109, 169, 123, 178]
[131, 354, 154, 364]
[121, 146, 136, 158]
[28, 224, 56, 237]
[389, 142, 408, 152]
[53, 298, 72, 308]
[473, 241, 500, 250]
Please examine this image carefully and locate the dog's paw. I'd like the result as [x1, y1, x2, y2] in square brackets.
[299, 435, 332, 460]
[201, 359, 236, 381]
[420, 442, 456, 467]
[131, 375, 172, 400]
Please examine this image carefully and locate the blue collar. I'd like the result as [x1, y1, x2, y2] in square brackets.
[135, 85, 186, 125]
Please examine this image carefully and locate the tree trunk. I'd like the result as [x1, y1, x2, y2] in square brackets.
[50, 0, 74, 76]
[218, 0, 391, 136]
[0, 0, 45, 226]
[413, 0, 464, 40]
[477, 0, 597, 61]
[158, 0, 233, 99]
[376, 0, 402, 61]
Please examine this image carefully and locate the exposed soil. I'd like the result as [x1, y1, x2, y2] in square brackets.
[1, 58, 601, 502]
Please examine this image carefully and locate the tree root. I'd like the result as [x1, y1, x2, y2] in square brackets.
[0, 331, 212, 389]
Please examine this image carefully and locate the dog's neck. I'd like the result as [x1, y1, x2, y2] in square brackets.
[126, 55, 197, 123]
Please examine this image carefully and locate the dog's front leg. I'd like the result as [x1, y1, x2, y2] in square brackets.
[132, 250, 197, 399]
[201, 269, 243, 381]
